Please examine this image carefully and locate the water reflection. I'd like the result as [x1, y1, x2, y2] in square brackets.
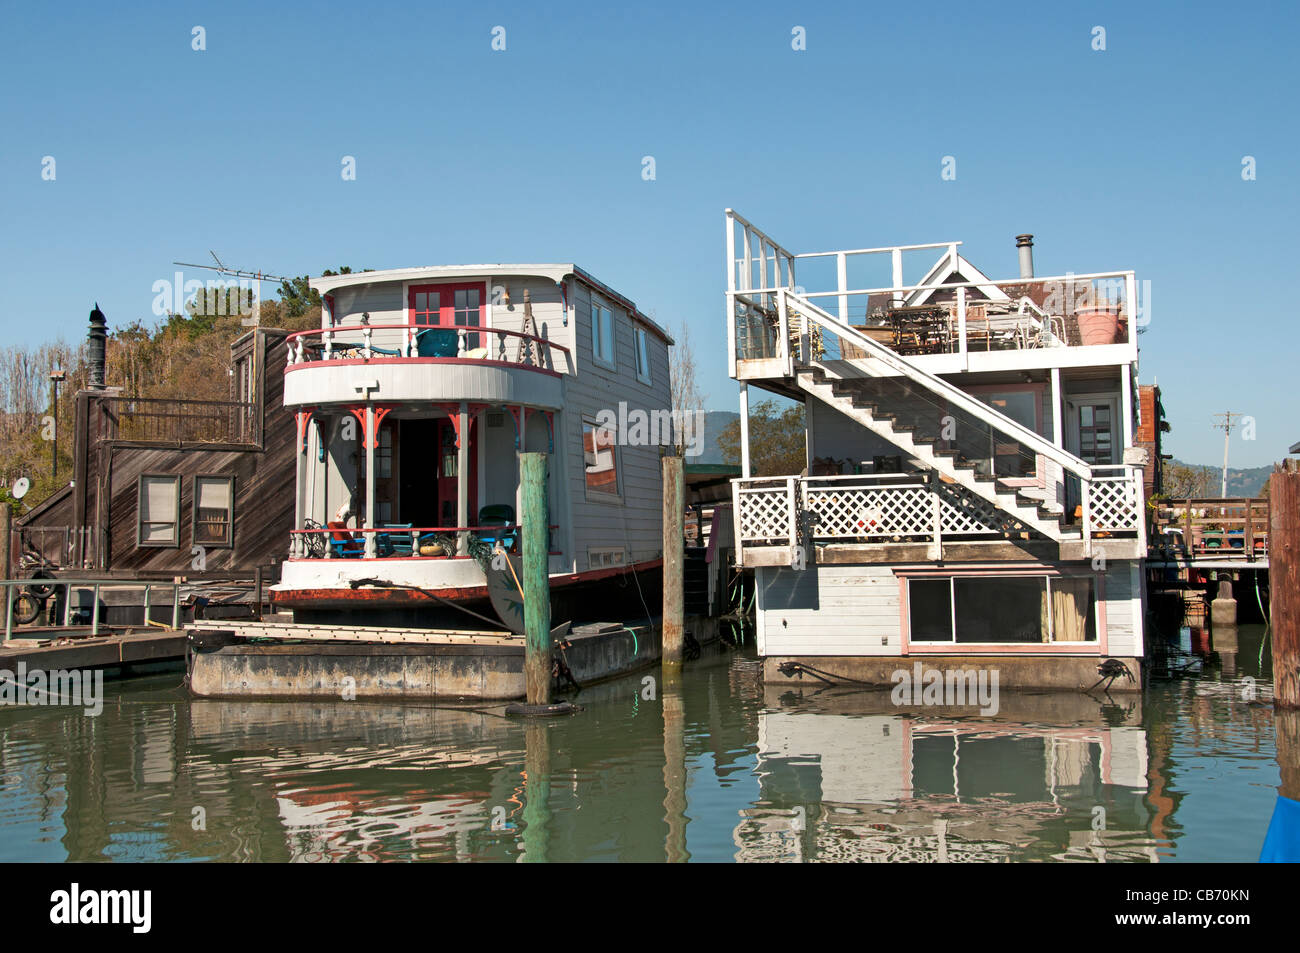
[739, 688, 1158, 862]
[0, 628, 1281, 862]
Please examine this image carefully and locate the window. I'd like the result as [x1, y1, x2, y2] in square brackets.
[907, 574, 1097, 643]
[583, 419, 619, 497]
[975, 389, 1040, 478]
[138, 474, 181, 547]
[591, 301, 615, 368]
[634, 326, 651, 384]
[193, 475, 234, 547]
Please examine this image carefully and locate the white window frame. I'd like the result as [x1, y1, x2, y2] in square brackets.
[634, 325, 651, 385]
[591, 299, 616, 370]
[137, 474, 181, 548]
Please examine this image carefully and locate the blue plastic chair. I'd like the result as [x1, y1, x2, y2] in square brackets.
[476, 504, 517, 552]
[377, 523, 414, 556]
[416, 327, 459, 358]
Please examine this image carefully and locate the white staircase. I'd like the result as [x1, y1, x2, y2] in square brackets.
[778, 288, 1124, 546]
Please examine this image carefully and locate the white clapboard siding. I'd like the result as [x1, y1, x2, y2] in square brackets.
[1103, 560, 1142, 657]
[757, 564, 902, 656]
[563, 281, 673, 569]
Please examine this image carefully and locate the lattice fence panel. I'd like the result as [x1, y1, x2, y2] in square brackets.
[804, 485, 932, 540]
[737, 486, 792, 542]
[1089, 478, 1140, 533]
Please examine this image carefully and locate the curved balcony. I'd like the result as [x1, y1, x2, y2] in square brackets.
[283, 325, 570, 409]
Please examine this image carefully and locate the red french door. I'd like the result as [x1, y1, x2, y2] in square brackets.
[409, 282, 486, 350]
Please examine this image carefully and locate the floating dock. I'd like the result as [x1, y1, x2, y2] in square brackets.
[186, 619, 687, 701]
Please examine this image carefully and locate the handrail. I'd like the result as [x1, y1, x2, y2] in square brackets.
[284, 324, 570, 358]
[782, 288, 1097, 481]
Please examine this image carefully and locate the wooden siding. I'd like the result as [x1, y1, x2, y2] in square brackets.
[757, 559, 1144, 659]
[756, 564, 902, 656]
[28, 329, 296, 578]
[563, 280, 673, 570]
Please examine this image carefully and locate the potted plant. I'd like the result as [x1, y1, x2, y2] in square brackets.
[1076, 304, 1122, 346]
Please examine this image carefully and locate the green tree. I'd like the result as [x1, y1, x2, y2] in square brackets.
[717, 399, 806, 476]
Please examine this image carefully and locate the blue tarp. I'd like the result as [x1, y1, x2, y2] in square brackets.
[1259, 794, 1300, 862]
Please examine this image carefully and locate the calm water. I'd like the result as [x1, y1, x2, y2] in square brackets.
[0, 626, 1281, 862]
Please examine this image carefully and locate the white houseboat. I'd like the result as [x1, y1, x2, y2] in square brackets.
[725, 210, 1148, 689]
[274, 264, 673, 626]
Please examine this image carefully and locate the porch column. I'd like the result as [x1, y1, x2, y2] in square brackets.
[1051, 367, 1064, 510]
[293, 430, 304, 558]
[364, 406, 376, 557]
[457, 401, 469, 554]
[1120, 364, 1133, 450]
[738, 383, 751, 478]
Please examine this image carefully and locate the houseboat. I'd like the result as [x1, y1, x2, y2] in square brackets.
[275, 264, 674, 628]
[725, 210, 1148, 690]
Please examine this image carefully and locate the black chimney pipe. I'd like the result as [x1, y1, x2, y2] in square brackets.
[88, 302, 107, 388]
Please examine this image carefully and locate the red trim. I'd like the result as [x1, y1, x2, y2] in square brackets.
[347, 405, 392, 450]
[272, 557, 663, 608]
[294, 408, 315, 453]
[287, 357, 563, 379]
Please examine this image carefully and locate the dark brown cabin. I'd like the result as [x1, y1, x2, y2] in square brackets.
[17, 328, 295, 579]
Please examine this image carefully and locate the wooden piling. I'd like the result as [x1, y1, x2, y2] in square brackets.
[521, 452, 552, 705]
[1270, 462, 1300, 709]
[0, 505, 10, 581]
[662, 454, 685, 666]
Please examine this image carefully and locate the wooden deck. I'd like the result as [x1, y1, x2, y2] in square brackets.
[1148, 497, 1269, 567]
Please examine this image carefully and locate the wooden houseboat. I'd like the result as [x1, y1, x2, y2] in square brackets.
[275, 264, 674, 626]
[725, 210, 1148, 690]
[18, 325, 295, 579]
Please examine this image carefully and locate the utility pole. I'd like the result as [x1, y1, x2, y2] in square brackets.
[1211, 411, 1240, 498]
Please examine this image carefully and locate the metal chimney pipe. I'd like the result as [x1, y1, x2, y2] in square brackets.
[88, 302, 107, 388]
[1016, 234, 1035, 279]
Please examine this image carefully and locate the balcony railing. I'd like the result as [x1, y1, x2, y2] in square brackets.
[284, 324, 571, 375]
[1149, 498, 1269, 561]
[96, 397, 259, 446]
[725, 208, 1141, 372]
[732, 469, 1144, 567]
[289, 524, 559, 560]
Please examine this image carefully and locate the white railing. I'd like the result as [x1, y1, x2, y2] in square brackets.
[284, 325, 571, 375]
[725, 209, 1139, 367]
[732, 468, 1143, 566]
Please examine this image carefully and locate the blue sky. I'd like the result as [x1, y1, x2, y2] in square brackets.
[1, 0, 1294, 467]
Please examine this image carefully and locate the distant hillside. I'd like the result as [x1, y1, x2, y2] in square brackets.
[692, 411, 739, 464]
[694, 414, 1277, 496]
[1169, 459, 1274, 498]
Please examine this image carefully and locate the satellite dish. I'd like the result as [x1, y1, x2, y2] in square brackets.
[11, 478, 29, 501]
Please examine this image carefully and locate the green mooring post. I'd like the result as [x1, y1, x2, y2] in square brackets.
[662, 454, 685, 667]
[521, 452, 552, 705]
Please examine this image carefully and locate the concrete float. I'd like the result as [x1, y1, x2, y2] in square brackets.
[186, 619, 713, 701]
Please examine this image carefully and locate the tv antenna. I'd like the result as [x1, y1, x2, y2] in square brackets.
[171, 251, 295, 326]
[1211, 411, 1241, 497]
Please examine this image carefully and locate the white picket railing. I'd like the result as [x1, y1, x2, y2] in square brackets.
[732, 470, 1144, 567]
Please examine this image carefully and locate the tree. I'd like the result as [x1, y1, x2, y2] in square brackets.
[668, 319, 704, 456]
[1164, 462, 1216, 499]
[717, 398, 806, 476]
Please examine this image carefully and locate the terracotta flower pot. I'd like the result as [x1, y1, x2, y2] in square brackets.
[1076, 307, 1121, 346]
